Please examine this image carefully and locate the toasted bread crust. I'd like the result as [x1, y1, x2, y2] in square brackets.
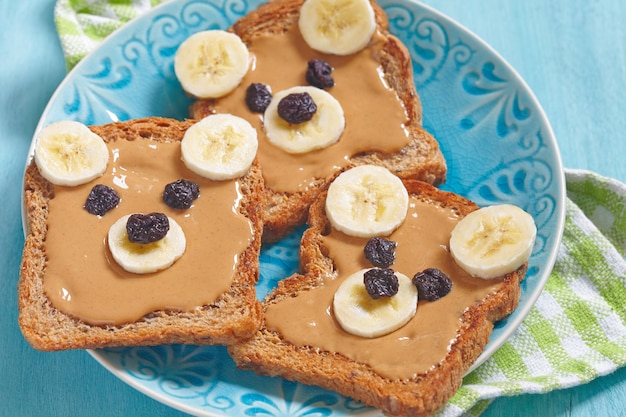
[228, 180, 526, 417]
[189, 0, 447, 242]
[18, 117, 265, 351]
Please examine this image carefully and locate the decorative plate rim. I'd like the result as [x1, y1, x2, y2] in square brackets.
[21, 0, 565, 415]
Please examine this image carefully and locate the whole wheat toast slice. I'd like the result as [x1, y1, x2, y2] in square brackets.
[19, 117, 264, 351]
[228, 180, 526, 417]
[189, 0, 447, 242]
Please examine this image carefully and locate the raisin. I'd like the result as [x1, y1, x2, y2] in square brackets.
[277, 92, 317, 124]
[412, 268, 452, 302]
[126, 213, 170, 244]
[364, 268, 399, 299]
[84, 184, 120, 216]
[306, 59, 334, 89]
[163, 179, 200, 209]
[364, 237, 397, 268]
[245, 83, 272, 113]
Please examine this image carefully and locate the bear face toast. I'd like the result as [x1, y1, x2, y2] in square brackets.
[228, 176, 530, 417]
[19, 117, 265, 351]
[185, 0, 447, 242]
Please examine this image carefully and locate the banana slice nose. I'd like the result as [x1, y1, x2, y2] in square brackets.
[108, 214, 186, 274]
[333, 268, 418, 338]
[263, 86, 345, 154]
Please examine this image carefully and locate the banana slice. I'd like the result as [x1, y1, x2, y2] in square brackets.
[449, 204, 537, 279]
[108, 214, 186, 274]
[181, 114, 258, 180]
[298, 0, 376, 55]
[174, 30, 250, 99]
[263, 86, 345, 154]
[325, 165, 408, 238]
[333, 268, 418, 338]
[34, 120, 109, 187]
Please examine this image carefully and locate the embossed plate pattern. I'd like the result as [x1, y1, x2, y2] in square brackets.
[28, 0, 565, 415]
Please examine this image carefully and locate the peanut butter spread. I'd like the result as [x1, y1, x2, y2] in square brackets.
[265, 199, 502, 380]
[212, 27, 410, 192]
[43, 138, 253, 325]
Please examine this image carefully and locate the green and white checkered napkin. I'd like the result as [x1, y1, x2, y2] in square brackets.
[54, 3, 626, 416]
[54, 0, 164, 70]
[443, 169, 626, 416]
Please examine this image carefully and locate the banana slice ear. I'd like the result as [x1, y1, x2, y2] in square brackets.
[34, 120, 109, 187]
[299, 0, 377, 55]
[181, 114, 258, 181]
[449, 204, 537, 279]
[325, 165, 409, 238]
[174, 30, 250, 99]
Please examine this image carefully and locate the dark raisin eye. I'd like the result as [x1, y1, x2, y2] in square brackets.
[245, 83, 272, 113]
[126, 213, 170, 244]
[364, 268, 399, 299]
[306, 59, 334, 89]
[163, 179, 200, 209]
[84, 184, 120, 216]
[364, 237, 397, 268]
[412, 268, 452, 301]
[277, 92, 317, 124]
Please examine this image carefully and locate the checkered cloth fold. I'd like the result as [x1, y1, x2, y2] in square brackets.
[54, 0, 164, 70]
[54, 3, 626, 415]
[442, 169, 626, 416]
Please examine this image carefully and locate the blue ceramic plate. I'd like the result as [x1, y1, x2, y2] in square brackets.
[28, 0, 565, 415]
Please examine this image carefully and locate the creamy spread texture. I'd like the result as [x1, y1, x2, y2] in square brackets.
[212, 27, 410, 192]
[43, 138, 253, 325]
[265, 198, 503, 380]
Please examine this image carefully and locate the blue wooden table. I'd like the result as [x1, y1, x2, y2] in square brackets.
[2, 0, 625, 416]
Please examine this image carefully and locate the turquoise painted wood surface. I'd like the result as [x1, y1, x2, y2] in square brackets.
[1, 0, 625, 416]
